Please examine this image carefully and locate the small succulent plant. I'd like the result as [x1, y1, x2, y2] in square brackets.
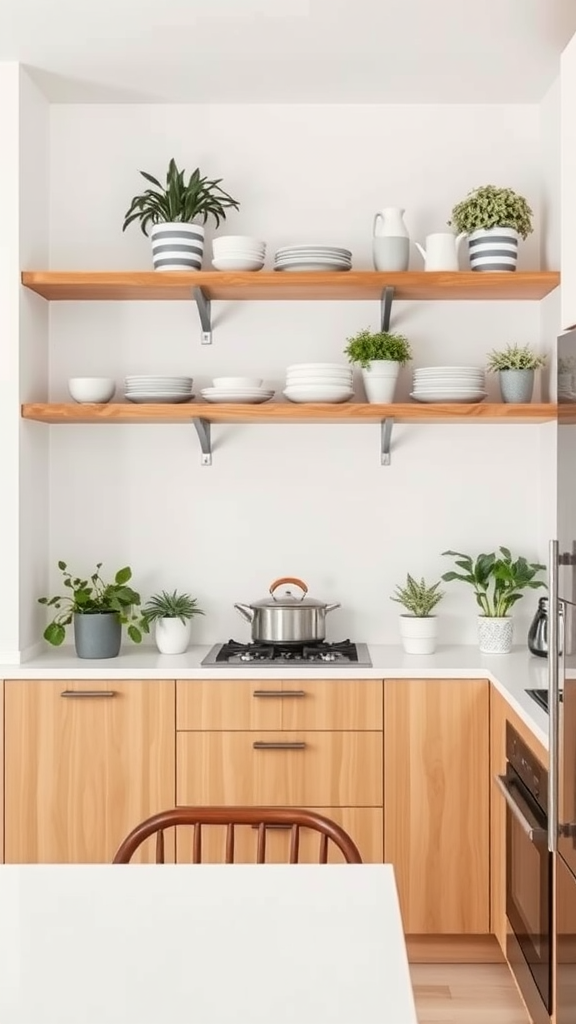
[486, 344, 546, 372]
[391, 575, 444, 617]
[142, 590, 204, 625]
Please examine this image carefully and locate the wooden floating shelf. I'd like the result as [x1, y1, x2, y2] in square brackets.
[21, 270, 560, 302]
[22, 403, 557, 425]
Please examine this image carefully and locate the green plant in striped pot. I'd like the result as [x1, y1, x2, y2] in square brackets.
[449, 185, 534, 273]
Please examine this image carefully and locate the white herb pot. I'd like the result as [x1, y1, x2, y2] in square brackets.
[467, 227, 519, 272]
[155, 618, 192, 655]
[399, 615, 438, 655]
[361, 361, 401, 403]
[150, 223, 205, 272]
[477, 616, 513, 654]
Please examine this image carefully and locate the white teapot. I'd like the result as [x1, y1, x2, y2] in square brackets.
[414, 232, 467, 271]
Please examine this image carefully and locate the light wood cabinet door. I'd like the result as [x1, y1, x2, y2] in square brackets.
[384, 678, 490, 935]
[176, 808, 383, 864]
[177, 731, 382, 807]
[280, 679, 382, 731]
[4, 680, 175, 863]
[176, 680, 283, 731]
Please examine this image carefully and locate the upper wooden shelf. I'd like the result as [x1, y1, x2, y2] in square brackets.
[21, 270, 560, 302]
[22, 402, 557, 425]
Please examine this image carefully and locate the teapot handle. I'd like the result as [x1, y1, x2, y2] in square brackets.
[373, 212, 383, 236]
[269, 577, 308, 601]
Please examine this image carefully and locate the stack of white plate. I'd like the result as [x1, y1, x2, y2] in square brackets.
[411, 366, 487, 404]
[201, 376, 275, 405]
[274, 245, 352, 272]
[125, 376, 194, 404]
[212, 236, 266, 272]
[283, 363, 354, 404]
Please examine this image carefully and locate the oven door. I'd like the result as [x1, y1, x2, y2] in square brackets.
[496, 769, 552, 1020]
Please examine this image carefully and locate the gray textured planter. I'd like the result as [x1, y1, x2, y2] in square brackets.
[73, 611, 122, 659]
[498, 368, 535, 403]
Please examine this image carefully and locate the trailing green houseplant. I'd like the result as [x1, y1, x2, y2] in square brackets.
[122, 158, 240, 236]
[345, 328, 412, 404]
[441, 547, 547, 654]
[391, 574, 444, 655]
[142, 589, 205, 655]
[39, 561, 148, 658]
[449, 185, 534, 239]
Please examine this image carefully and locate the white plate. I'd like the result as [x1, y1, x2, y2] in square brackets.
[275, 264, 351, 273]
[283, 389, 353, 404]
[212, 259, 265, 272]
[276, 245, 351, 255]
[125, 376, 193, 381]
[200, 392, 275, 404]
[410, 392, 487, 403]
[125, 394, 195, 404]
[287, 363, 351, 372]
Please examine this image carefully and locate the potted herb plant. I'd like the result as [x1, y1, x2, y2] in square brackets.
[486, 343, 546, 403]
[391, 574, 444, 654]
[122, 157, 240, 272]
[142, 590, 205, 655]
[449, 185, 534, 273]
[441, 547, 546, 654]
[39, 561, 148, 659]
[344, 328, 412, 403]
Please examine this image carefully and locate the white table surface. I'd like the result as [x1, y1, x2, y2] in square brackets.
[0, 863, 417, 1024]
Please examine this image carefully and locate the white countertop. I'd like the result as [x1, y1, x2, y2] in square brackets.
[0, 643, 555, 749]
[0, 863, 417, 1024]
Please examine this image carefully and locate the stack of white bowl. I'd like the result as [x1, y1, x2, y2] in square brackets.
[283, 363, 354, 404]
[124, 375, 194, 404]
[411, 366, 487, 404]
[201, 376, 275, 405]
[212, 236, 266, 272]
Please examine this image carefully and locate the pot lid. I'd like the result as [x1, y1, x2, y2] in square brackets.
[251, 578, 329, 609]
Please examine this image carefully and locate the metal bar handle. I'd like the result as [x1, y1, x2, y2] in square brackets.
[253, 690, 306, 698]
[252, 741, 306, 750]
[494, 775, 547, 842]
[549, 538, 560, 853]
[60, 690, 117, 698]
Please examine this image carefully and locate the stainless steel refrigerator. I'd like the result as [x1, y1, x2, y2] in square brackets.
[550, 328, 576, 1023]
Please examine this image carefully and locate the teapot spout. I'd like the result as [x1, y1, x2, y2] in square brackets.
[414, 242, 426, 261]
[455, 232, 467, 251]
[234, 603, 254, 624]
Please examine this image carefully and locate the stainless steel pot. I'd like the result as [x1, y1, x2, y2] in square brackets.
[234, 577, 340, 644]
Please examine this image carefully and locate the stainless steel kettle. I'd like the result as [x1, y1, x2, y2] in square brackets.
[528, 597, 563, 658]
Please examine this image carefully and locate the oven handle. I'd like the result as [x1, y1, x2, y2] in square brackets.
[495, 775, 547, 843]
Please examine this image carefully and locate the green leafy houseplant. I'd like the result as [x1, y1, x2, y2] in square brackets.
[391, 575, 444, 617]
[142, 590, 205, 626]
[39, 561, 149, 646]
[344, 329, 412, 369]
[122, 157, 240, 236]
[449, 185, 534, 240]
[441, 547, 546, 617]
[486, 343, 546, 372]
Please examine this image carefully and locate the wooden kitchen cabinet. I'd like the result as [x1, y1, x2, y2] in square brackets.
[0, 679, 4, 863]
[4, 679, 175, 863]
[384, 678, 490, 935]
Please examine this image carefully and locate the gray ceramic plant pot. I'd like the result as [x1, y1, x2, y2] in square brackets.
[498, 368, 534, 404]
[73, 611, 122, 659]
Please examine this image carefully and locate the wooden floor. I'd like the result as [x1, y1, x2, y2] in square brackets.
[411, 963, 531, 1023]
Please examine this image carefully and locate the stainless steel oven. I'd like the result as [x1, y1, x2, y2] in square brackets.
[496, 722, 552, 1024]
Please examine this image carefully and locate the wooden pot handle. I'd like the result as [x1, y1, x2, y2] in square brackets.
[269, 577, 308, 599]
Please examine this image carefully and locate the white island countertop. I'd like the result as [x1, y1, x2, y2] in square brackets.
[0, 863, 417, 1024]
[0, 643, 557, 750]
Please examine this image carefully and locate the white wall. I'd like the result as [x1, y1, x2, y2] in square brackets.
[39, 101, 555, 647]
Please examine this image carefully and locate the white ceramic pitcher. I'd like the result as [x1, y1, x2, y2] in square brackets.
[372, 207, 410, 271]
[414, 232, 467, 271]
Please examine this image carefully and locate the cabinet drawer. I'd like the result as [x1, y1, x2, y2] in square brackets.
[176, 808, 383, 864]
[177, 680, 283, 730]
[280, 679, 382, 730]
[177, 731, 382, 807]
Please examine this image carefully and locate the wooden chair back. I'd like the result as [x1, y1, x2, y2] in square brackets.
[113, 806, 363, 864]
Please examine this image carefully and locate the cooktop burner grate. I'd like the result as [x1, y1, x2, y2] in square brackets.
[201, 639, 372, 667]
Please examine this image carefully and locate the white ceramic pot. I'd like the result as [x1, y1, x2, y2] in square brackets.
[361, 361, 401, 403]
[477, 616, 513, 654]
[399, 615, 438, 655]
[467, 227, 518, 272]
[155, 618, 192, 655]
[150, 223, 205, 271]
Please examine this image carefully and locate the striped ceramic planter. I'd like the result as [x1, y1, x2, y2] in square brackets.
[150, 223, 205, 272]
[467, 227, 518, 272]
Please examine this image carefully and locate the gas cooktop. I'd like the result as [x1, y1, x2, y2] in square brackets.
[201, 640, 372, 667]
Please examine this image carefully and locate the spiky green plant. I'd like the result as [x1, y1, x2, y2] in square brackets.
[449, 185, 534, 240]
[344, 329, 412, 369]
[38, 561, 148, 646]
[441, 547, 546, 618]
[122, 158, 240, 236]
[142, 590, 204, 625]
[391, 575, 444, 617]
[486, 344, 546, 372]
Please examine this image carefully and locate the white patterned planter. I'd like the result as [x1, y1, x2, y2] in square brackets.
[468, 227, 518, 272]
[478, 616, 513, 654]
[399, 615, 438, 655]
[150, 223, 205, 271]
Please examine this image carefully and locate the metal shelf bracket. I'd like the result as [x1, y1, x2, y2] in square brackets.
[193, 287, 212, 345]
[381, 285, 395, 333]
[381, 418, 394, 466]
[192, 417, 212, 466]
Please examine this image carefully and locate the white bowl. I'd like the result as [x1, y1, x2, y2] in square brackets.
[283, 385, 353, 404]
[213, 235, 266, 248]
[286, 370, 352, 381]
[212, 258, 265, 272]
[212, 377, 263, 389]
[68, 377, 116, 403]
